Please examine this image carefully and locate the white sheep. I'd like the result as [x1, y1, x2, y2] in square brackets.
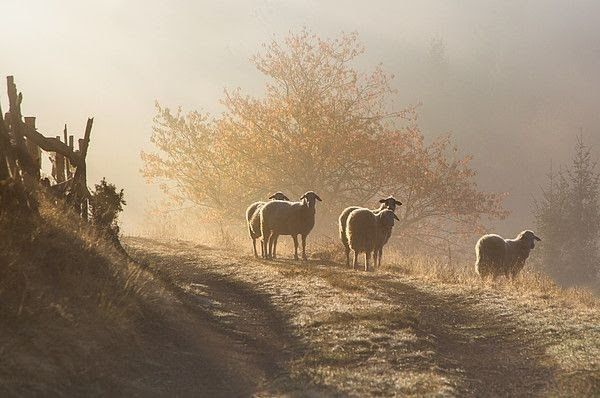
[345, 208, 399, 271]
[260, 191, 322, 260]
[245, 192, 289, 258]
[475, 230, 541, 279]
[339, 196, 402, 267]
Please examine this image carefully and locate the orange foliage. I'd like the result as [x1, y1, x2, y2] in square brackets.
[142, 29, 507, 250]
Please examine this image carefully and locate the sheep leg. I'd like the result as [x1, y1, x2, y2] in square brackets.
[301, 234, 307, 261]
[252, 238, 258, 258]
[378, 248, 383, 268]
[270, 234, 279, 259]
[267, 232, 275, 259]
[345, 245, 351, 267]
[353, 251, 358, 270]
[292, 235, 299, 260]
[273, 235, 279, 259]
[364, 251, 370, 272]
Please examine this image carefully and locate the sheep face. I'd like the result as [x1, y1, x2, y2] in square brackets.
[517, 230, 541, 249]
[269, 192, 290, 201]
[377, 209, 399, 227]
[300, 191, 322, 208]
[379, 196, 402, 212]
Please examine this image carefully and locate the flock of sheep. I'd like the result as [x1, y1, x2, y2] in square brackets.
[246, 191, 541, 279]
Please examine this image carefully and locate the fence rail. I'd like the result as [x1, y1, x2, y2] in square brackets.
[0, 76, 93, 217]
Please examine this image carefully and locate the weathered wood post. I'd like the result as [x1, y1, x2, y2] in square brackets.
[2, 112, 19, 179]
[72, 118, 93, 220]
[53, 136, 66, 183]
[6, 76, 39, 211]
[24, 116, 42, 174]
[67, 134, 74, 179]
[7, 76, 38, 180]
[0, 105, 12, 181]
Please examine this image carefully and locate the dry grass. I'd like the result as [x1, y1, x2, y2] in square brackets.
[5, 198, 596, 396]
[0, 199, 159, 395]
[301, 237, 599, 310]
[1, 198, 274, 396]
[303, 239, 600, 396]
[379, 248, 599, 310]
[129, 237, 600, 396]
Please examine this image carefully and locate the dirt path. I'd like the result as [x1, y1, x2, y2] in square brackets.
[368, 276, 553, 396]
[125, 238, 598, 397]
[127, 243, 310, 396]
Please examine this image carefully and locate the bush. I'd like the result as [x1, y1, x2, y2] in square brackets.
[90, 178, 126, 239]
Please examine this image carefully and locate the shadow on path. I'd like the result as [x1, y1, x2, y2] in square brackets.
[321, 264, 556, 397]
[125, 238, 344, 396]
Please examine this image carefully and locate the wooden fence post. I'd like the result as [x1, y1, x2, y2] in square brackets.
[67, 135, 74, 179]
[7, 76, 38, 180]
[53, 135, 66, 183]
[72, 118, 93, 220]
[24, 116, 41, 173]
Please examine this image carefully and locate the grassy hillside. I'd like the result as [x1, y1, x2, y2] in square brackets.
[0, 200, 267, 396]
[1, 198, 598, 396]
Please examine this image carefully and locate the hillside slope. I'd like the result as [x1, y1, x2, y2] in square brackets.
[0, 203, 275, 396]
[1, 200, 597, 397]
[126, 238, 599, 397]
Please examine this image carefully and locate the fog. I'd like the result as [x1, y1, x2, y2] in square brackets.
[1, 0, 599, 234]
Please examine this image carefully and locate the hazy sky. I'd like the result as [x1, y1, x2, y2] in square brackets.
[2, 0, 599, 234]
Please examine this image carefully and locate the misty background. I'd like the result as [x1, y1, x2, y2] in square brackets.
[1, 0, 599, 236]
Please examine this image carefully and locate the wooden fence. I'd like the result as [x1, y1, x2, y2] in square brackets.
[0, 76, 93, 217]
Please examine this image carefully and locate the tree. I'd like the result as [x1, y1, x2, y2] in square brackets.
[377, 127, 506, 251]
[142, 30, 506, 251]
[141, 105, 236, 222]
[534, 136, 600, 285]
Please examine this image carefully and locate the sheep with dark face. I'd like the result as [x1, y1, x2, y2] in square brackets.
[245, 192, 290, 258]
[345, 208, 399, 271]
[475, 230, 541, 279]
[260, 191, 322, 260]
[339, 196, 402, 267]
[373, 209, 400, 268]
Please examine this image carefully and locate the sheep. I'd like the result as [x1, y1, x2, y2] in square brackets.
[475, 230, 541, 279]
[339, 196, 402, 267]
[373, 209, 400, 268]
[260, 191, 322, 260]
[346, 208, 399, 271]
[245, 192, 290, 258]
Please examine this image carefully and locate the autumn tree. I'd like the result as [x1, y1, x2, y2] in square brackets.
[218, 31, 413, 205]
[141, 105, 239, 222]
[142, 30, 506, 251]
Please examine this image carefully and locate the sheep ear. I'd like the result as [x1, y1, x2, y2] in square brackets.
[395, 199, 402, 206]
[268, 194, 277, 199]
[315, 194, 322, 201]
[534, 235, 541, 241]
[393, 213, 400, 221]
[379, 198, 386, 203]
